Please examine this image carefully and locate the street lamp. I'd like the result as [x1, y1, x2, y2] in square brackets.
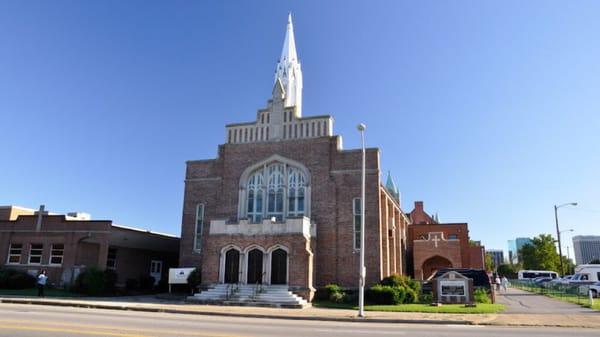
[554, 203, 577, 276]
[357, 123, 366, 318]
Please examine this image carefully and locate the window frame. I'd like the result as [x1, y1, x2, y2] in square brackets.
[49, 243, 64, 265]
[194, 203, 205, 252]
[7, 243, 22, 264]
[106, 247, 117, 270]
[28, 243, 43, 265]
[353, 197, 362, 251]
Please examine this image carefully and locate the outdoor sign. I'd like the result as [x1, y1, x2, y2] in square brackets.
[432, 271, 474, 304]
[168, 268, 195, 285]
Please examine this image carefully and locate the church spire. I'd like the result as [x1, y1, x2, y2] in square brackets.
[385, 171, 400, 202]
[280, 13, 298, 64]
[275, 13, 303, 116]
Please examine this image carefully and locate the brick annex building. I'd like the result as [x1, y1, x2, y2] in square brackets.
[179, 15, 483, 302]
[0, 205, 179, 287]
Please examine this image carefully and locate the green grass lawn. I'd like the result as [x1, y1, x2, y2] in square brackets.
[314, 301, 505, 314]
[0, 288, 82, 298]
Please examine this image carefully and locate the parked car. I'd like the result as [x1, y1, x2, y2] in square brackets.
[532, 277, 554, 287]
[588, 282, 600, 298]
[570, 265, 600, 284]
[422, 268, 492, 293]
[518, 270, 559, 280]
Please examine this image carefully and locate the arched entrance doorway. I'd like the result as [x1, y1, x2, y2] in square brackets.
[224, 249, 240, 283]
[422, 255, 452, 280]
[247, 249, 263, 284]
[270, 248, 287, 284]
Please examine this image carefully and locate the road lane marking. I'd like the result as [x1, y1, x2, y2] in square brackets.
[0, 324, 148, 337]
[0, 319, 245, 337]
[314, 328, 405, 335]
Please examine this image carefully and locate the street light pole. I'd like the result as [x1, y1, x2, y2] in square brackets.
[357, 123, 366, 318]
[554, 203, 577, 276]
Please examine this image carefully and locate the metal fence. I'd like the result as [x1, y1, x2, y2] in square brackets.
[510, 279, 595, 306]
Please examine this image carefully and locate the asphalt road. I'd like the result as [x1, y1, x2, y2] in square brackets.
[497, 287, 596, 314]
[0, 303, 596, 337]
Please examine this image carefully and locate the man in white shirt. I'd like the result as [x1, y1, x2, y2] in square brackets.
[37, 270, 47, 297]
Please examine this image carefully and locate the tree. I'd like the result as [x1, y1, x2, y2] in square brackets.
[520, 234, 562, 273]
[497, 263, 519, 279]
[485, 252, 494, 271]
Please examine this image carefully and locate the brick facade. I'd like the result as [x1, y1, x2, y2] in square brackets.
[0, 211, 179, 287]
[179, 131, 410, 300]
[407, 201, 485, 279]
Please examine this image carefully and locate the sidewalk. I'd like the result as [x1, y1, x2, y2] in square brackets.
[0, 294, 599, 328]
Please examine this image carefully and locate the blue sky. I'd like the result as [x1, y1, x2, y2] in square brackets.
[1, 1, 599, 258]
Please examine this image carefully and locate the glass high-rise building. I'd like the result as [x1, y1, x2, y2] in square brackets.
[573, 235, 600, 265]
[507, 237, 532, 264]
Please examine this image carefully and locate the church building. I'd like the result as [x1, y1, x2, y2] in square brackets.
[406, 201, 485, 280]
[179, 15, 410, 301]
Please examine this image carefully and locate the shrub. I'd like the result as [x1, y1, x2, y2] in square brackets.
[187, 268, 202, 292]
[103, 269, 118, 293]
[320, 283, 346, 303]
[0, 268, 36, 289]
[367, 285, 402, 305]
[404, 287, 418, 303]
[329, 291, 346, 303]
[419, 292, 433, 304]
[74, 268, 107, 296]
[380, 274, 404, 288]
[125, 278, 138, 291]
[379, 274, 421, 304]
[474, 288, 491, 304]
[139, 275, 155, 291]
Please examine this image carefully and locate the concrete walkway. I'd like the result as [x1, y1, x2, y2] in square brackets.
[0, 292, 598, 328]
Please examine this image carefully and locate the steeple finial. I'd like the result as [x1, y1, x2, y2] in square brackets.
[275, 13, 303, 116]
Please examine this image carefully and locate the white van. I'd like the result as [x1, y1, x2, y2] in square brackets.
[517, 270, 559, 280]
[569, 265, 600, 284]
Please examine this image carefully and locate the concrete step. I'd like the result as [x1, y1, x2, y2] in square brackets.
[187, 283, 308, 308]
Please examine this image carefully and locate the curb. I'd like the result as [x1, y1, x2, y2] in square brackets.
[0, 298, 471, 325]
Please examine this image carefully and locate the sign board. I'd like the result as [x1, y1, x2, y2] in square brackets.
[433, 271, 474, 304]
[168, 268, 195, 285]
[440, 280, 466, 296]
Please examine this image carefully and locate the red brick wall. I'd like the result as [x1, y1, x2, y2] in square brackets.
[180, 136, 387, 288]
[408, 201, 435, 224]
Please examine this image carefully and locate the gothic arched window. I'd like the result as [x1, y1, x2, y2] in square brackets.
[246, 172, 264, 223]
[242, 158, 309, 223]
[287, 166, 306, 217]
[266, 163, 284, 221]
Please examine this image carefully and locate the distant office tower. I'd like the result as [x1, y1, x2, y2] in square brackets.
[573, 235, 600, 265]
[507, 237, 532, 264]
[486, 249, 504, 268]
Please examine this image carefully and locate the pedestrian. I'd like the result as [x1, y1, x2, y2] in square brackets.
[501, 275, 509, 292]
[37, 269, 47, 297]
[495, 275, 501, 292]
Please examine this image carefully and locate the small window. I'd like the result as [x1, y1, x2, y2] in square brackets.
[7, 243, 22, 264]
[28, 244, 43, 264]
[353, 198, 362, 250]
[194, 203, 205, 251]
[448, 234, 458, 240]
[106, 247, 117, 269]
[50, 244, 64, 265]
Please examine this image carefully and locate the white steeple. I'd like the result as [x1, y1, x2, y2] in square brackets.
[275, 13, 303, 116]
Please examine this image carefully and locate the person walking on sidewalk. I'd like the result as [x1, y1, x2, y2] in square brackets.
[37, 269, 47, 297]
[495, 275, 501, 292]
[501, 275, 510, 292]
